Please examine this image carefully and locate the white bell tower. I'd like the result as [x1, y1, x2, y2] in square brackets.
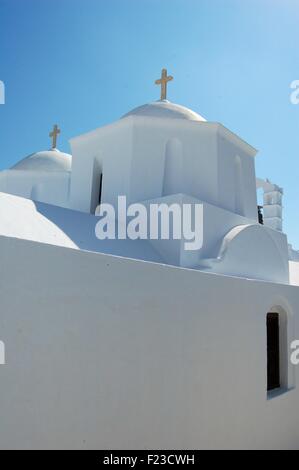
[257, 178, 283, 232]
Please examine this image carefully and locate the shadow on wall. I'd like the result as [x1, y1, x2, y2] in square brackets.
[34, 201, 163, 263]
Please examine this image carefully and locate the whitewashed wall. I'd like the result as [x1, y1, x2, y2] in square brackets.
[0, 170, 70, 208]
[69, 117, 257, 219]
[0, 236, 298, 450]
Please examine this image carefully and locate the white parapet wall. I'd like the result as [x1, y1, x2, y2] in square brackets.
[0, 235, 298, 449]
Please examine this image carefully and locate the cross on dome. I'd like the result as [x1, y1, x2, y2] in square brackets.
[155, 68, 173, 101]
[49, 124, 61, 149]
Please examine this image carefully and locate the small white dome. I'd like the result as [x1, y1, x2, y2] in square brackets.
[11, 149, 72, 172]
[122, 100, 206, 122]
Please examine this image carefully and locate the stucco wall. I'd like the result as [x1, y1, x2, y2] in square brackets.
[0, 170, 70, 208]
[69, 117, 257, 219]
[0, 236, 298, 450]
[217, 129, 258, 219]
[69, 119, 133, 213]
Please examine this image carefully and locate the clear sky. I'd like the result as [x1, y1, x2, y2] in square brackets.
[0, 0, 298, 247]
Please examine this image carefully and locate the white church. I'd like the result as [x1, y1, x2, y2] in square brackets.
[0, 69, 298, 450]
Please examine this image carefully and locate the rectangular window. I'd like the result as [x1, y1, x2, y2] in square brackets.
[267, 312, 280, 391]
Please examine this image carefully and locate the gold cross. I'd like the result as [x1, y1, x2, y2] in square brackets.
[49, 124, 61, 149]
[155, 68, 173, 101]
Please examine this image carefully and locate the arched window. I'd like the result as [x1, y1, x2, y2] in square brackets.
[90, 159, 103, 214]
[267, 312, 280, 391]
[267, 307, 290, 393]
[98, 173, 103, 206]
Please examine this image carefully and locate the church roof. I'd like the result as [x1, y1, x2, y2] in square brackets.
[11, 148, 72, 172]
[0, 192, 163, 264]
[122, 100, 206, 122]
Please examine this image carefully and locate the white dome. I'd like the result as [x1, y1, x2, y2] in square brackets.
[122, 100, 206, 122]
[11, 149, 72, 172]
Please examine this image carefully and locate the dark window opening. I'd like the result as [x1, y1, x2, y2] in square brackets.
[258, 205, 264, 225]
[98, 173, 103, 206]
[267, 312, 280, 391]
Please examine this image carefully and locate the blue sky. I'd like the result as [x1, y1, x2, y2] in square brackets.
[0, 0, 298, 247]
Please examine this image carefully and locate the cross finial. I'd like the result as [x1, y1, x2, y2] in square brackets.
[155, 68, 173, 101]
[49, 124, 61, 149]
